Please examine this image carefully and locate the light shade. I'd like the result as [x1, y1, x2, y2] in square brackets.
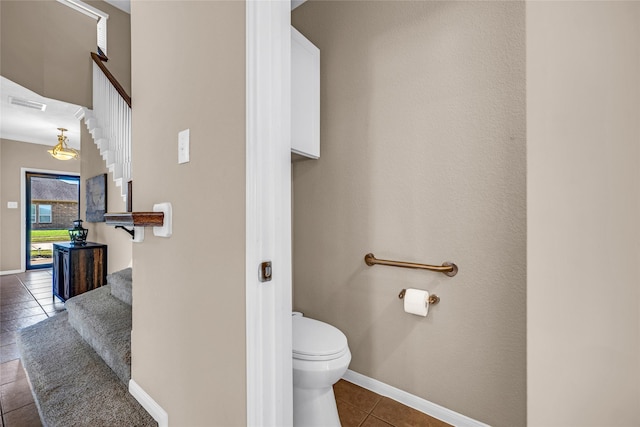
[48, 128, 78, 160]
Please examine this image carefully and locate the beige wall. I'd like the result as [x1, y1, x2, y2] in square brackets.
[79, 123, 131, 273]
[130, 1, 246, 425]
[527, 2, 640, 426]
[0, 0, 130, 107]
[1, 0, 95, 107]
[292, 2, 526, 426]
[0, 139, 80, 272]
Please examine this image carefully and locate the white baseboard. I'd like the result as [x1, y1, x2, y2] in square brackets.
[0, 269, 23, 276]
[342, 370, 490, 427]
[129, 379, 169, 427]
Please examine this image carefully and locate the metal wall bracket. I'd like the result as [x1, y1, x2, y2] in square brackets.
[114, 225, 145, 243]
[115, 225, 135, 238]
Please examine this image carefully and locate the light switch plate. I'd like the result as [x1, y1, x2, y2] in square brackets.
[7, 201, 18, 209]
[178, 129, 190, 164]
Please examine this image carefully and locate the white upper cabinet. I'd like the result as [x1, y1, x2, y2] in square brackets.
[291, 26, 320, 159]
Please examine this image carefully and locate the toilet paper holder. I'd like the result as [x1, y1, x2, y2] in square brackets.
[399, 289, 440, 305]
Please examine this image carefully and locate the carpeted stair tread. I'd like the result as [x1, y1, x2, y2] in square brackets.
[17, 312, 156, 427]
[108, 267, 132, 306]
[66, 285, 131, 385]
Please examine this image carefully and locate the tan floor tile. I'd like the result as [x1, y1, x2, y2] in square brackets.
[21, 278, 51, 285]
[3, 402, 42, 427]
[0, 282, 23, 290]
[22, 279, 51, 286]
[425, 417, 452, 427]
[0, 360, 26, 386]
[1, 307, 47, 323]
[19, 272, 51, 280]
[1, 314, 48, 333]
[0, 289, 24, 298]
[42, 306, 66, 317]
[0, 277, 21, 285]
[0, 289, 31, 299]
[361, 415, 394, 427]
[0, 302, 41, 313]
[0, 378, 34, 413]
[0, 344, 20, 363]
[372, 397, 452, 427]
[0, 296, 34, 307]
[334, 380, 381, 413]
[38, 301, 65, 314]
[0, 332, 17, 347]
[34, 295, 54, 303]
[27, 288, 51, 296]
[337, 400, 369, 427]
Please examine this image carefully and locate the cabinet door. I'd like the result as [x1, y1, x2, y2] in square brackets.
[52, 246, 66, 300]
[69, 247, 106, 296]
[62, 250, 71, 300]
[292, 26, 320, 159]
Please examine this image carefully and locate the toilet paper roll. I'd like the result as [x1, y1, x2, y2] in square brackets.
[403, 288, 430, 317]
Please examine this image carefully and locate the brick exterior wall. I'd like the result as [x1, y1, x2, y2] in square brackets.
[32, 201, 79, 230]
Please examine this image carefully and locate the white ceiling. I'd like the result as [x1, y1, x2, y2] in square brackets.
[0, 76, 82, 149]
[103, 0, 129, 14]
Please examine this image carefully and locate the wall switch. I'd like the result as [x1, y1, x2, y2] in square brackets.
[7, 201, 18, 209]
[178, 129, 190, 164]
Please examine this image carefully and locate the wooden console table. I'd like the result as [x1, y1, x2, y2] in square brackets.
[52, 242, 107, 301]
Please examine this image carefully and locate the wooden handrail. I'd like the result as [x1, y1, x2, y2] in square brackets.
[104, 212, 164, 227]
[91, 52, 131, 108]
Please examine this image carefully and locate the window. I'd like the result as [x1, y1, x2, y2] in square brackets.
[31, 204, 36, 224]
[38, 205, 52, 224]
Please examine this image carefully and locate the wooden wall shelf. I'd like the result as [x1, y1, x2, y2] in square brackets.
[104, 212, 164, 227]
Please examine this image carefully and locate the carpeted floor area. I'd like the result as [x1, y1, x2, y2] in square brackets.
[17, 312, 156, 427]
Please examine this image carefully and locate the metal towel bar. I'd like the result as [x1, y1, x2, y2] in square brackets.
[364, 253, 458, 277]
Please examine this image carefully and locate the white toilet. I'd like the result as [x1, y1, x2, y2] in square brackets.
[292, 313, 351, 427]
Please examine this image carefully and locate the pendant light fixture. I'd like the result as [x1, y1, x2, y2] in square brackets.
[48, 128, 79, 160]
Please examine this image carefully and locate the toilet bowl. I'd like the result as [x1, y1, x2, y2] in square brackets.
[292, 314, 351, 427]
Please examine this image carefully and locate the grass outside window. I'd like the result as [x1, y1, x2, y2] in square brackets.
[31, 229, 70, 258]
[31, 229, 69, 243]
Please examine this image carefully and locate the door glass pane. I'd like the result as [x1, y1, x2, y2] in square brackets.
[27, 174, 79, 269]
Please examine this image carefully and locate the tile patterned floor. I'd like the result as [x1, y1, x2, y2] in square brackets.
[2, 270, 449, 427]
[0, 269, 64, 427]
[334, 379, 452, 427]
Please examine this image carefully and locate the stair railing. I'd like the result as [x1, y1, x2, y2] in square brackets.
[84, 52, 132, 200]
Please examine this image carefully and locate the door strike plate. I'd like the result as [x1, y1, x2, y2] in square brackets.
[259, 261, 272, 282]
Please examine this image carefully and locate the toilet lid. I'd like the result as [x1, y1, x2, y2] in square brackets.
[292, 316, 348, 361]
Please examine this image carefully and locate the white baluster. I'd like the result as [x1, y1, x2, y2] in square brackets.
[90, 60, 132, 201]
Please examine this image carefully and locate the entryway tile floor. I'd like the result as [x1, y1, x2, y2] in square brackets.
[1, 269, 63, 427]
[2, 270, 451, 427]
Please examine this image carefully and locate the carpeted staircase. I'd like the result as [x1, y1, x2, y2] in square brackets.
[17, 268, 157, 427]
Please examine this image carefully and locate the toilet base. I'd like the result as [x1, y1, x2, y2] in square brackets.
[293, 386, 341, 427]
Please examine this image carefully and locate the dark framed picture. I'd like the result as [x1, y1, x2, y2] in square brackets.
[86, 174, 107, 222]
